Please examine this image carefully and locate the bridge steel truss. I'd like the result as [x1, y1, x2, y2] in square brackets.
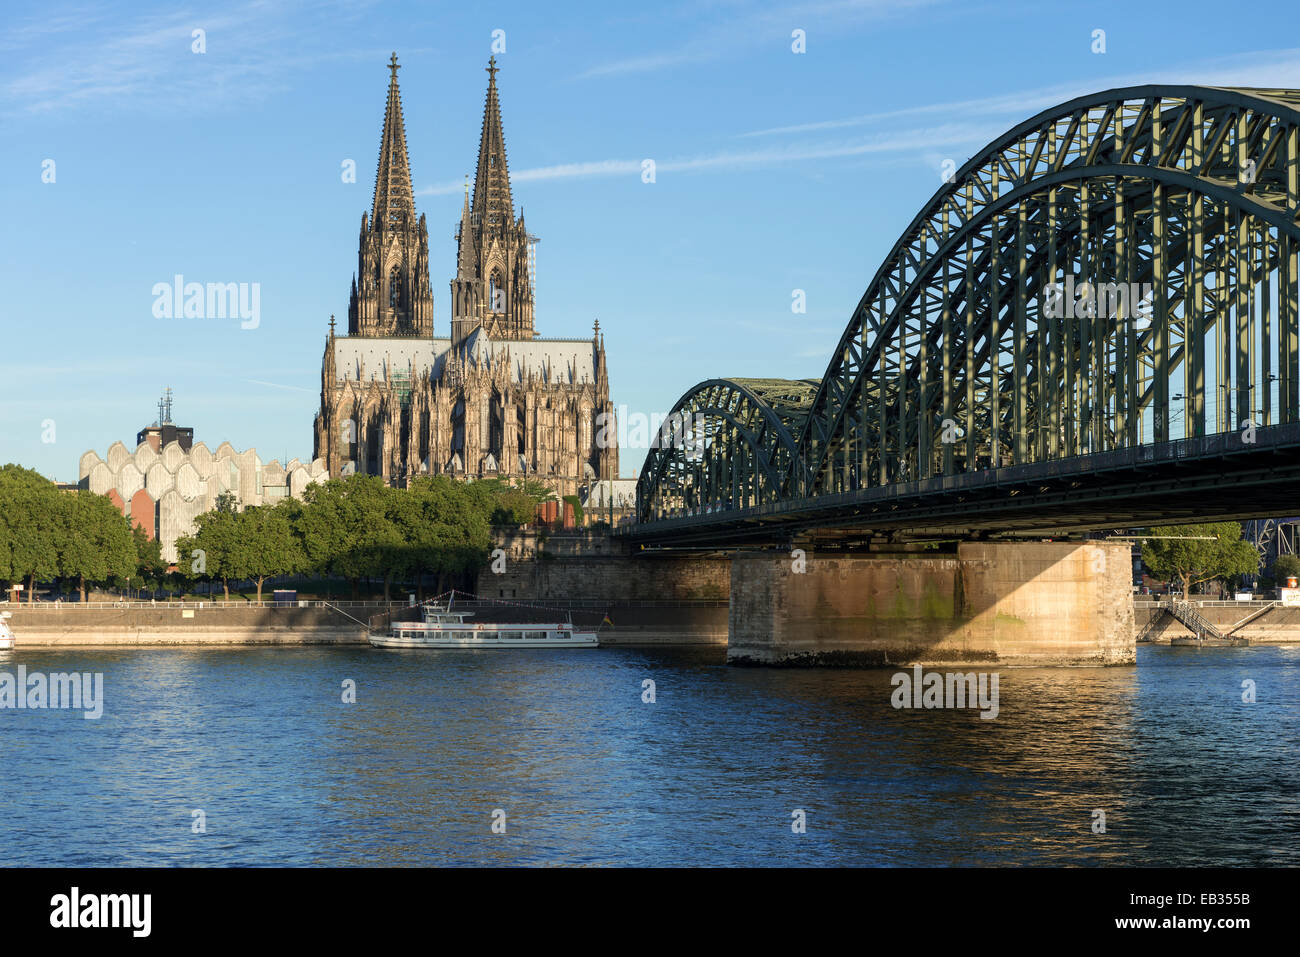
[636, 378, 818, 516]
[636, 85, 1300, 538]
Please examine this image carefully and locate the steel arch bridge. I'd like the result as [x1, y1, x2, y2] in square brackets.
[633, 85, 1300, 545]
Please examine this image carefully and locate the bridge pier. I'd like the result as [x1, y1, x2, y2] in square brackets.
[728, 542, 1134, 666]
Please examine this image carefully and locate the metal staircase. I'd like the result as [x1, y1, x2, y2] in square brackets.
[1166, 599, 1225, 640]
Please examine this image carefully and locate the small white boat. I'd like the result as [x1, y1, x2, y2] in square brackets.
[369, 599, 599, 649]
[0, 611, 14, 651]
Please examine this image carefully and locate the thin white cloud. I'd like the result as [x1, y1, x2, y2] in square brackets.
[416, 122, 989, 194]
[580, 52, 697, 79]
[0, 0, 380, 115]
[516, 159, 645, 183]
[740, 47, 1300, 139]
[244, 379, 316, 393]
[576, 0, 945, 79]
[740, 91, 1066, 138]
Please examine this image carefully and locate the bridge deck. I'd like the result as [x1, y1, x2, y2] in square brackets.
[624, 421, 1300, 545]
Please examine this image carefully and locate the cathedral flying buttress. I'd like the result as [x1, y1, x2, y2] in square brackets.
[314, 55, 618, 498]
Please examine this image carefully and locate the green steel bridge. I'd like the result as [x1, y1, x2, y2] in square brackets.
[630, 85, 1300, 546]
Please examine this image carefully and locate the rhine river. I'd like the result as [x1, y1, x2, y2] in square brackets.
[1, 644, 1296, 866]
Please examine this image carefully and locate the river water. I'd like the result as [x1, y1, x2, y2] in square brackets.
[0, 644, 1296, 866]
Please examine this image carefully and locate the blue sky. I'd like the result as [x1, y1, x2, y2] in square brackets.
[3, 0, 1300, 481]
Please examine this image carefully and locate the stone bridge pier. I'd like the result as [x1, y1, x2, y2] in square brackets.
[728, 541, 1134, 666]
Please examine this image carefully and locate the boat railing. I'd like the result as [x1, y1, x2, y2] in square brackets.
[430, 589, 617, 631]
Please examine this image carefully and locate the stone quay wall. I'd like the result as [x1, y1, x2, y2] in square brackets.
[6, 603, 385, 647]
[479, 553, 730, 602]
[473, 541, 731, 644]
[1137, 603, 1300, 642]
[728, 542, 1135, 667]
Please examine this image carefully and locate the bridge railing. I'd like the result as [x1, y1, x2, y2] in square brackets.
[1135, 599, 1276, 608]
[1, 598, 731, 611]
[628, 419, 1300, 533]
[0, 599, 408, 610]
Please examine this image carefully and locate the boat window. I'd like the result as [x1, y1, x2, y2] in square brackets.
[525, 631, 545, 640]
[501, 631, 523, 640]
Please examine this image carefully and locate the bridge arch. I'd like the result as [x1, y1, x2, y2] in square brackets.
[800, 85, 1300, 496]
[635, 378, 817, 523]
[635, 85, 1300, 530]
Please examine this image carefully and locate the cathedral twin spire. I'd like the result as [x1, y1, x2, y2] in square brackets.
[350, 53, 533, 343]
[319, 54, 617, 491]
[454, 54, 535, 344]
[470, 56, 514, 232]
[349, 52, 432, 338]
[372, 52, 416, 232]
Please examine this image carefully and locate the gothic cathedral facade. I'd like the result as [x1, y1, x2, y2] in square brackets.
[314, 55, 618, 497]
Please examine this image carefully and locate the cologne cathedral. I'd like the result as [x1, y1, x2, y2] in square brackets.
[314, 55, 618, 496]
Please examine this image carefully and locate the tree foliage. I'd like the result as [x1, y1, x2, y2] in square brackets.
[227, 500, 303, 601]
[1141, 522, 1259, 599]
[192, 507, 242, 599]
[471, 477, 552, 525]
[0, 464, 62, 597]
[296, 474, 494, 599]
[0, 465, 148, 601]
[1, 463, 545, 602]
[1273, 553, 1300, 585]
[63, 491, 137, 600]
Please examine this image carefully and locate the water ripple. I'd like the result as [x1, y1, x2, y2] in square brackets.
[0, 644, 1295, 866]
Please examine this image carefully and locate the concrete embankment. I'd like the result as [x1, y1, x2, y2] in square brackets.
[437, 600, 728, 646]
[1137, 603, 1300, 643]
[4, 600, 728, 648]
[5, 604, 382, 646]
[727, 542, 1136, 667]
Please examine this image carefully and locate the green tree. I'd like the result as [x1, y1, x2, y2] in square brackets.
[1273, 553, 1300, 585]
[131, 525, 167, 595]
[0, 464, 64, 602]
[397, 476, 493, 597]
[58, 491, 136, 601]
[297, 474, 399, 599]
[1141, 522, 1259, 599]
[228, 500, 303, 601]
[190, 507, 241, 600]
[471, 477, 552, 527]
[171, 531, 206, 597]
[490, 487, 539, 526]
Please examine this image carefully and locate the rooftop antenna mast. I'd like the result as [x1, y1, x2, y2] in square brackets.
[160, 386, 174, 425]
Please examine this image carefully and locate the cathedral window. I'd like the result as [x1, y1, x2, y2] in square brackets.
[489, 270, 506, 313]
[388, 267, 401, 310]
[451, 401, 465, 454]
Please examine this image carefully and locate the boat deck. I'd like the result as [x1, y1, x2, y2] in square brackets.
[371, 618, 599, 649]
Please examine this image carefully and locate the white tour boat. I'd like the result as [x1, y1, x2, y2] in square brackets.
[369, 598, 599, 649]
[0, 611, 15, 651]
